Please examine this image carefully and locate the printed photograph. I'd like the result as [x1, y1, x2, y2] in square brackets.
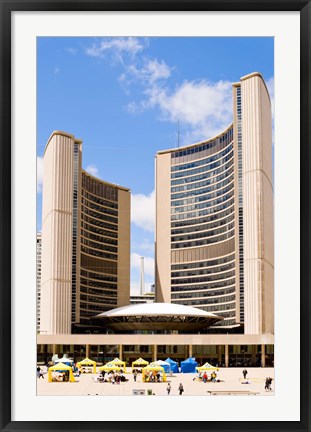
[36, 36, 274, 396]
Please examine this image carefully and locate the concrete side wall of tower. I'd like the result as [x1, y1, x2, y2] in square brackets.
[155, 152, 171, 303]
[40, 132, 77, 334]
[241, 74, 274, 334]
[117, 188, 131, 307]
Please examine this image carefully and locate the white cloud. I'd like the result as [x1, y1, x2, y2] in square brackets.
[143, 79, 233, 142]
[54, 66, 60, 75]
[85, 37, 144, 60]
[85, 164, 99, 177]
[131, 253, 154, 278]
[37, 156, 43, 193]
[131, 190, 155, 232]
[126, 58, 172, 85]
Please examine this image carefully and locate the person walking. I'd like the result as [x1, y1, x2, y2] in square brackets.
[242, 369, 248, 379]
[166, 383, 171, 395]
[38, 367, 44, 379]
[133, 370, 138, 382]
[203, 372, 208, 383]
[264, 377, 270, 391]
[178, 383, 184, 395]
[37, 366, 40, 378]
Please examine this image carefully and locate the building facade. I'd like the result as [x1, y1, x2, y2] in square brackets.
[40, 131, 131, 335]
[36, 232, 42, 332]
[155, 72, 274, 335]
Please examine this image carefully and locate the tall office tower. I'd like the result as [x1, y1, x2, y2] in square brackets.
[36, 232, 42, 332]
[40, 131, 131, 335]
[155, 72, 274, 334]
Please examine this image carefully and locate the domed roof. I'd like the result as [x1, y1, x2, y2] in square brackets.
[96, 302, 222, 319]
[95, 302, 223, 332]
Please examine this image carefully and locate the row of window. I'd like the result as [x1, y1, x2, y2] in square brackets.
[174, 299, 236, 311]
[171, 190, 234, 215]
[171, 212, 235, 236]
[171, 230, 234, 248]
[81, 203, 118, 220]
[80, 279, 117, 290]
[172, 222, 235, 244]
[201, 308, 236, 318]
[81, 230, 118, 246]
[80, 295, 118, 305]
[171, 253, 235, 271]
[81, 197, 118, 217]
[171, 155, 234, 186]
[173, 293, 236, 304]
[171, 261, 235, 278]
[171, 204, 234, 228]
[82, 174, 118, 202]
[171, 286, 236, 299]
[81, 218, 118, 232]
[171, 128, 233, 159]
[81, 209, 118, 226]
[80, 286, 117, 297]
[171, 278, 236, 292]
[81, 245, 117, 261]
[171, 269, 235, 285]
[171, 166, 234, 194]
[171, 182, 234, 209]
[171, 145, 233, 179]
[81, 237, 118, 254]
[82, 190, 118, 209]
[171, 197, 234, 221]
[81, 268, 117, 281]
[171, 172, 234, 201]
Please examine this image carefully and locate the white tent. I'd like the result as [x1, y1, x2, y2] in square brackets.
[55, 356, 73, 364]
[151, 360, 170, 367]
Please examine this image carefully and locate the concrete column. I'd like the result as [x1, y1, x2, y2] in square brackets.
[52, 344, 58, 356]
[152, 345, 157, 362]
[188, 345, 193, 358]
[225, 345, 229, 368]
[119, 344, 123, 360]
[217, 345, 222, 365]
[261, 344, 266, 368]
[85, 344, 90, 358]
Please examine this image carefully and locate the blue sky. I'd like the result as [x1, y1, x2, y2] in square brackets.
[37, 36, 274, 295]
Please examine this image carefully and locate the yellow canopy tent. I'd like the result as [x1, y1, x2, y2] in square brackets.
[48, 362, 75, 382]
[98, 363, 121, 372]
[76, 357, 97, 374]
[132, 357, 149, 369]
[196, 362, 219, 372]
[142, 365, 166, 382]
[109, 358, 126, 371]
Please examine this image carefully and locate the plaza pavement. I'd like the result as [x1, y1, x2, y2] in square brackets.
[37, 367, 274, 396]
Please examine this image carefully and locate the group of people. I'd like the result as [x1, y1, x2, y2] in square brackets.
[98, 370, 128, 384]
[143, 371, 164, 383]
[166, 383, 184, 395]
[196, 371, 218, 383]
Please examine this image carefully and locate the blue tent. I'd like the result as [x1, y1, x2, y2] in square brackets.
[180, 357, 198, 373]
[165, 358, 179, 373]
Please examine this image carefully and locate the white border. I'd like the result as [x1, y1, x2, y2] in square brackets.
[12, 11, 300, 422]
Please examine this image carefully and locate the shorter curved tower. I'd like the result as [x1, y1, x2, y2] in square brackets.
[40, 131, 130, 335]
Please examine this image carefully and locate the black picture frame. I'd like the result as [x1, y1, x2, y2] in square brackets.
[1, 1, 310, 431]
